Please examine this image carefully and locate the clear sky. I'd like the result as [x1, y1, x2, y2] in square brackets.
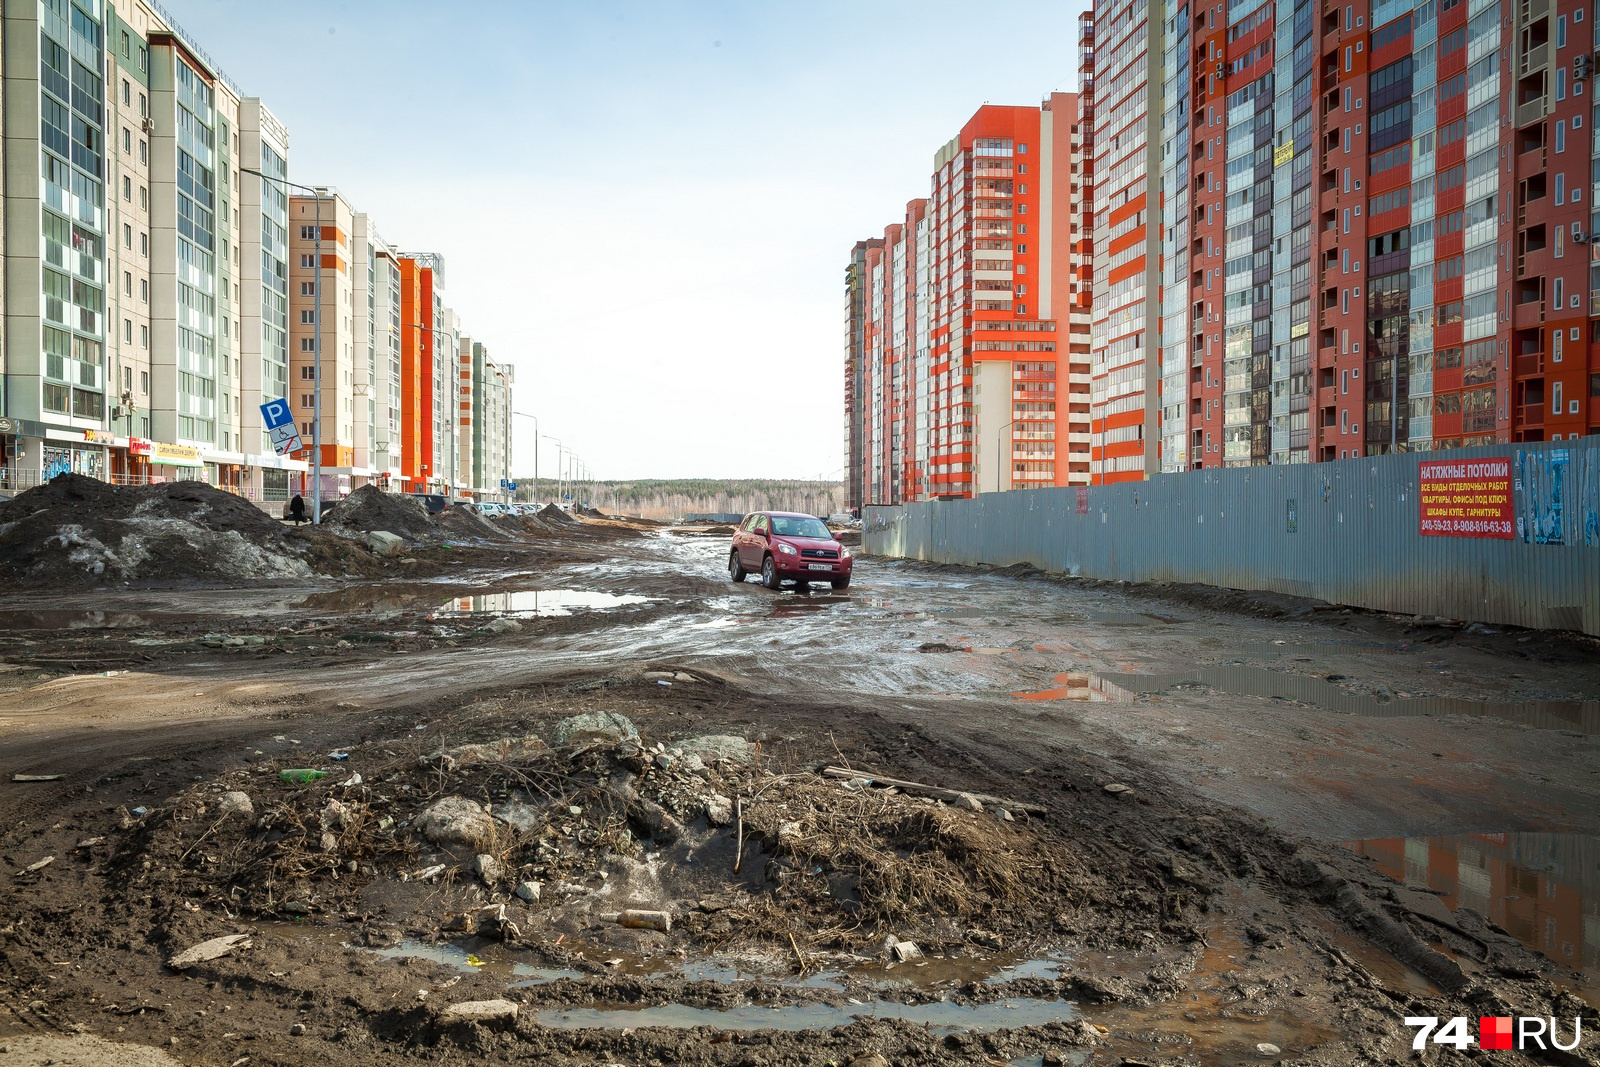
[174, 1, 1089, 481]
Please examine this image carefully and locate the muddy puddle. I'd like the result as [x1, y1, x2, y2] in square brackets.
[1343, 831, 1600, 991]
[1013, 665, 1600, 733]
[436, 589, 657, 617]
[534, 997, 1081, 1032]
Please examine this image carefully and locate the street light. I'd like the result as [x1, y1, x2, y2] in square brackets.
[243, 167, 329, 523]
[995, 419, 1019, 494]
[541, 435, 564, 505]
[512, 412, 541, 504]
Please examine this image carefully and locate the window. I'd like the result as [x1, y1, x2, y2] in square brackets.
[300, 310, 316, 324]
[121, 127, 131, 153]
[138, 139, 146, 164]
[301, 282, 316, 295]
[140, 279, 147, 302]
[122, 175, 130, 200]
[121, 78, 130, 105]
[300, 366, 316, 380]
[1559, 14, 1568, 47]
[300, 225, 318, 240]
[123, 319, 132, 342]
[1557, 120, 1567, 152]
[123, 271, 132, 295]
[1553, 380, 1564, 414]
[139, 232, 148, 256]
[300, 394, 315, 408]
[299, 254, 315, 268]
[123, 223, 132, 248]
[139, 325, 148, 349]
[300, 338, 316, 351]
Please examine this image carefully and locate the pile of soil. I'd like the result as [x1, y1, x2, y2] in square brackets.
[435, 505, 513, 541]
[323, 485, 433, 541]
[0, 474, 312, 586]
[538, 504, 574, 524]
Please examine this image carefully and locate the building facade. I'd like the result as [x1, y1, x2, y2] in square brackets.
[1157, 0, 1597, 466]
[1, 1, 514, 507]
[846, 97, 1094, 504]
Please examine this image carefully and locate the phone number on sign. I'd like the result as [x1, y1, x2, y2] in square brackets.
[1420, 519, 1512, 535]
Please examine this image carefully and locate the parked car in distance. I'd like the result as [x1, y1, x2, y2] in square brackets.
[729, 511, 853, 590]
[476, 502, 509, 517]
[407, 493, 450, 515]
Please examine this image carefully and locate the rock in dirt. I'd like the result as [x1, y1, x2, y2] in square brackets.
[704, 794, 734, 826]
[168, 933, 252, 970]
[473, 853, 504, 885]
[552, 711, 639, 746]
[429, 735, 548, 769]
[365, 530, 407, 556]
[851, 1054, 891, 1067]
[483, 617, 522, 635]
[515, 880, 542, 902]
[439, 999, 519, 1025]
[416, 796, 498, 851]
[1104, 782, 1133, 795]
[677, 734, 754, 764]
[954, 792, 983, 812]
[884, 936, 923, 962]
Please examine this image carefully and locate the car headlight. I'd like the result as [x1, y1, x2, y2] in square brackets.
[840, 545, 852, 559]
[776, 542, 798, 555]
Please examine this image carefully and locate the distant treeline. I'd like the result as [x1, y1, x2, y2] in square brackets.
[514, 478, 844, 520]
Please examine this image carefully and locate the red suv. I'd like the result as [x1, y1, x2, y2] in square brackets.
[730, 512, 853, 590]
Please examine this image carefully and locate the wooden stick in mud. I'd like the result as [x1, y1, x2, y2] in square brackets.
[732, 796, 745, 875]
[819, 766, 1050, 815]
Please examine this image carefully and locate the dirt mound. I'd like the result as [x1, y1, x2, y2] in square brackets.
[435, 505, 514, 541]
[0, 474, 312, 586]
[538, 503, 575, 523]
[324, 485, 433, 540]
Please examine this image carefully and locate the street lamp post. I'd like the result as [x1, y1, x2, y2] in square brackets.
[243, 168, 329, 523]
[541, 435, 563, 506]
[995, 419, 1019, 494]
[512, 412, 540, 504]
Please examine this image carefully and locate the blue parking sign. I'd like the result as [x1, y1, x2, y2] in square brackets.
[260, 398, 294, 430]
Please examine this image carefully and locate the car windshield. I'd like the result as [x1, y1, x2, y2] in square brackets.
[770, 516, 830, 539]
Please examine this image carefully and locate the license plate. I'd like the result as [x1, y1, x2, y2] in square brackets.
[807, 563, 833, 571]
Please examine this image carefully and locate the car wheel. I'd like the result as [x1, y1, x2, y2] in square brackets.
[831, 577, 851, 590]
[762, 555, 781, 589]
[729, 551, 747, 582]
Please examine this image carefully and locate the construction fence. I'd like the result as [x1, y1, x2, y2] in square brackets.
[864, 439, 1600, 636]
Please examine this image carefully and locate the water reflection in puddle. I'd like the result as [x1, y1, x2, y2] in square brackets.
[437, 590, 655, 617]
[1013, 666, 1600, 733]
[1342, 832, 1600, 991]
[535, 997, 1080, 1033]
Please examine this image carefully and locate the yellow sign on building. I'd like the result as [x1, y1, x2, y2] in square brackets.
[153, 443, 203, 467]
[1274, 140, 1295, 167]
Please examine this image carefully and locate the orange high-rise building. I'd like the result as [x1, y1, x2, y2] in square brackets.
[398, 256, 437, 491]
[846, 96, 1092, 505]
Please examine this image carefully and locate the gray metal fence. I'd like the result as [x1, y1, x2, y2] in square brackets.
[865, 439, 1600, 635]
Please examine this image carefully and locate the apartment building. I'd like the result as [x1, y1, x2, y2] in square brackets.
[465, 339, 511, 499]
[1, 1, 512, 507]
[351, 211, 401, 487]
[287, 190, 361, 496]
[1085, 0, 1166, 483]
[3, 0, 114, 486]
[846, 97, 1093, 505]
[1158, 0, 1596, 464]
[397, 252, 440, 492]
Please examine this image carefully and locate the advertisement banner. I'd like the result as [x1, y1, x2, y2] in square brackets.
[1418, 457, 1513, 538]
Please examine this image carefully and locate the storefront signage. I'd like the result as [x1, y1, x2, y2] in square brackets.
[129, 437, 154, 457]
[83, 429, 115, 443]
[153, 443, 203, 468]
[1418, 457, 1514, 538]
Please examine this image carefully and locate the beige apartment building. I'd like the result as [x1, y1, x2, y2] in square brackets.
[287, 190, 359, 495]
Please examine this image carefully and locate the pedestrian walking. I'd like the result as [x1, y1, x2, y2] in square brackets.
[289, 494, 307, 525]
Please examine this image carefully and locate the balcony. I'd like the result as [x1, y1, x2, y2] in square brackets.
[1514, 351, 1543, 376]
[1513, 301, 1547, 329]
[1464, 410, 1498, 433]
[1519, 403, 1545, 428]
[1520, 42, 1549, 77]
[1516, 96, 1548, 128]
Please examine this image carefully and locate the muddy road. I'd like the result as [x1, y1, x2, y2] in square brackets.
[1, 522, 1598, 1066]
